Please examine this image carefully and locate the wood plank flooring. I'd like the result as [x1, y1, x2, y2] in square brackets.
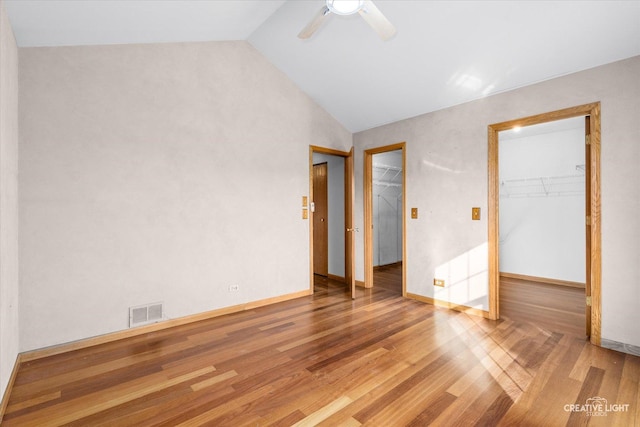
[500, 274, 586, 338]
[3, 278, 638, 426]
[373, 262, 403, 294]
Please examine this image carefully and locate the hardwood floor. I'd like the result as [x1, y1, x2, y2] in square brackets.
[3, 279, 638, 426]
[373, 262, 402, 294]
[500, 275, 586, 338]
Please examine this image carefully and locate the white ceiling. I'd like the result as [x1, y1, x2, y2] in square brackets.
[5, 0, 640, 133]
[4, 1, 287, 45]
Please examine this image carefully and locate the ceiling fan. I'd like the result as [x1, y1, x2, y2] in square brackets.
[298, 0, 396, 41]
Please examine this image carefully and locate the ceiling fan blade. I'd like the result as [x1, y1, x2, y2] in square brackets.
[359, 0, 396, 41]
[298, 6, 331, 39]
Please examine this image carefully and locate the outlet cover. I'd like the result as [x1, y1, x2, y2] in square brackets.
[229, 284, 240, 292]
[434, 279, 445, 287]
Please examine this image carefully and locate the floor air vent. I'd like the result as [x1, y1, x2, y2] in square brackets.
[129, 302, 163, 327]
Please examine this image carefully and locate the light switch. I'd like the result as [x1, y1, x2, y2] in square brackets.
[472, 207, 481, 220]
[411, 208, 418, 219]
[302, 209, 308, 219]
[302, 196, 308, 207]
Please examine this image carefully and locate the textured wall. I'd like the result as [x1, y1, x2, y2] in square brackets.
[0, 0, 19, 400]
[14, 38, 640, 352]
[354, 56, 640, 347]
[19, 41, 351, 351]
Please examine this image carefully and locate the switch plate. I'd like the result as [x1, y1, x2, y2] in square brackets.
[302, 196, 308, 207]
[411, 208, 418, 219]
[472, 207, 481, 220]
[434, 279, 445, 287]
[302, 209, 308, 219]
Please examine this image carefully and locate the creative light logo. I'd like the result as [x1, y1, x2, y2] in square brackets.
[564, 397, 630, 417]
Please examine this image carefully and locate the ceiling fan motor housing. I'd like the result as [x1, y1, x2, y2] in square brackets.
[326, 0, 365, 16]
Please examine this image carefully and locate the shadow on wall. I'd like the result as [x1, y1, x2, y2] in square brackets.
[434, 242, 489, 310]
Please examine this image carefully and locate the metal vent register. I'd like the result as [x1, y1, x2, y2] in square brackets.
[129, 302, 163, 327]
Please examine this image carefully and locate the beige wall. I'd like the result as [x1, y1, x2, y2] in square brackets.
[0, 0, 20, 399]
[12, 31, 640, 353]
[18, 41, 351, 351]
[354, 56, 640, 347]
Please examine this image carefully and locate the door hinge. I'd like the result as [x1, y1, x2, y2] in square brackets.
[585, 135, 591, 145]
[586, 296, 592, 307]
[586, 215, 591, 226]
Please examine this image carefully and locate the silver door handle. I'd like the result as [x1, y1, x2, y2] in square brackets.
[346, 227, 359, 232]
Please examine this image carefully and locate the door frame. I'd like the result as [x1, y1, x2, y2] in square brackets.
[364, 142, 406, 295]
[309, 146, 355, 298]
[487, 102, 601, 345]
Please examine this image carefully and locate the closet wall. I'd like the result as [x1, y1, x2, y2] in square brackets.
[499, 120, 585, 282]
[372, 151, 402, 267]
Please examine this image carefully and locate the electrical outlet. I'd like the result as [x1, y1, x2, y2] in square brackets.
[434, 279, 445, 287]
[228, 284, 239, 292]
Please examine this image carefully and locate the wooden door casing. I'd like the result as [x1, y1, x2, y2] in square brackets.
[487, 102, 601, 345]
[585, 115, 592, 338]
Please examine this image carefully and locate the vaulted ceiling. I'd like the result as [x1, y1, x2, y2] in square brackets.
[5, 0, 640, 132]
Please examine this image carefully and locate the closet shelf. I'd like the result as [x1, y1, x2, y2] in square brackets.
[373, 180, 402, 188]
[500, 173, 585, 198]
[373, 162, 403, 196]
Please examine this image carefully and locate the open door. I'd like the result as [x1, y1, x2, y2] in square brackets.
[309, 146, 355, 299]
[585, 116, 592, 338]
[346, 148, 356, 299]
[312, 163, 328, 277]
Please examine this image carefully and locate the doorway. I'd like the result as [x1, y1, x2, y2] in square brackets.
[364, 143, 406, 295]
[309, 146, 355, 299]
[498, 117, 586, 336]
[488, 103, 601, 345]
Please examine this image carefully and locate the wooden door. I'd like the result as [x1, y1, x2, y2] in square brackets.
[313, 163, 328, 276]
[585, 116, 592, 338]
[346, 148, 356, 299]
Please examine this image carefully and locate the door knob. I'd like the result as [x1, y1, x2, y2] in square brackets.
[346, 227, 359, 232]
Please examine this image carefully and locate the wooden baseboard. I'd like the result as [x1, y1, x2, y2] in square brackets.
[355, 280, 366, 288]
[21, 289, 311, 363]
[601, 338, 640, 357]
[327, 274, 346, 283]
[500, 272, 585, 289]
[406, 293, 490, 319]
[0, 353, 22, 421]
[373, 261, 402, 271]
